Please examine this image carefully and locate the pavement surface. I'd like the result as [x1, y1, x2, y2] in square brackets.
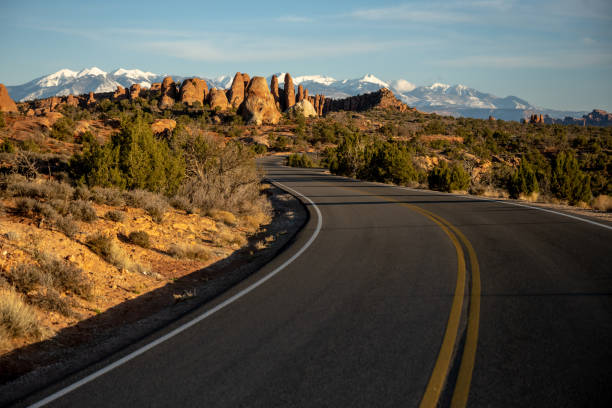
[14, 157, 612, 407]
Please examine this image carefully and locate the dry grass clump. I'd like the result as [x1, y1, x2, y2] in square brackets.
[68, 200, 97, 222]
[214, 230, 247, 248]
[90, 186, 125, 206]
[30, 289, 75, 317]
[169, 195, 194, 214]
[2, 175, 74, 201]
[167, 243, 212, 261]
[55, 215, 79, 238]
[127, 230, 151, 248]
[208, 209, 237, 226]
[35, 252, 93, 299]
[7, 264, 52, 294]
[4, 231, 20, 241]
[104, 210, 125, 222]
[125, 189, 168, 223]
[14, 197, 36, 216]
[0, 288, 42, 339]
[85, 233, 150, 274]
[592, 195, 612, 212]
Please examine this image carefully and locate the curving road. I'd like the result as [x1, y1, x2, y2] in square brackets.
[16, 157, 612, 407]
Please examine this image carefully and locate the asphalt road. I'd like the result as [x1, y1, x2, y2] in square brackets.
[17, 157, 612, 407]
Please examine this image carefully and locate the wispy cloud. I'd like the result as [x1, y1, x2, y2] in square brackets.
[439, 52, 612, 69]
[349, 5, 472, 23]
[143, 38, 412, 62]
[276, 15, 313, 23]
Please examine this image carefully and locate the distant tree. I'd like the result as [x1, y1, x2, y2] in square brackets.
[508, 158, 539, 198]
[551, 151, 591, 204]
[428, 161, 470, 192]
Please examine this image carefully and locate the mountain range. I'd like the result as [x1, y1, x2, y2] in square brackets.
[5, 67, 588, 122]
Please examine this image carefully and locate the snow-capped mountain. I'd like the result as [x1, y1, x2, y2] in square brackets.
[6, 68, 167, 102]
[5, 68, 588, 121]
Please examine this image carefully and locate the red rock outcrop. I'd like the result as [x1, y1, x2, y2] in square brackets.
[228, 72, 245, 109]
[65, 94, 79, 107]
[151, 118, 176, 134]
[113, 86, 127, 100]
[270, 75, 280, 108]
[283, 73, 295, 110]
[208, 88, 230, 111]
[322, 88, 410, 115]
[150, 82, 161, 92]
[87, 92, 96, 105]
[179, 78, 207, 106]
[129, 84, 141, 100]
[529, 114, 544, 124]
[0, 84, 18, 112]
[240, 76, 281, 125]
[297, 85, 304, 103]
[488, 115, 495, 121]
[159, 77, 178, 109]
[304, 88, 309, 100]
[242, 73, 250, 89]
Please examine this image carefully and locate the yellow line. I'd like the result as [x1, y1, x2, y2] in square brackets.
[447, 225, 481, 408]
[341, 186, 467, 408]
[341, 185, 481, 407]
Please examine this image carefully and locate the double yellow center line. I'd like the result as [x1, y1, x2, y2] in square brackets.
[343, 186, 481, 407]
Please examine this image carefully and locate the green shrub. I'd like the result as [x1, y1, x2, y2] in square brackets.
[7, 264, 52, 294]
[551, 151, 591, 204]
[50, 116, 75, 141]
[35, 252, 93, 298]
[508, 159, 539, 198]
[359, 141, 418, 185]
[70, 115, 185, 194]
[1, 139, 15, 153]
[428, 161, 471, 192]
[286, 153, 315, 168]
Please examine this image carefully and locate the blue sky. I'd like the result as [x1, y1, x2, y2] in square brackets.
[1, 0, 611, 111]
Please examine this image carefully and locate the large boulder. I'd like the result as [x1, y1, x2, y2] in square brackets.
[180, 78, 207, 106]
[228, 72, 245, 109]
[287, 99, 317, 118]
[151, 119, 176, 134]
[208, 88, 230, 111]
[0, 84, 18, 112]
[283, 73, 295, 110]
[159, 76, 177, 109]
[240, 76, 281, 125]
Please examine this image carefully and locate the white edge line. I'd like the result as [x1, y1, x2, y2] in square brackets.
[309, 169, 611, 231]
[28, 181, 322, 408]
[394, 185, 612, 232]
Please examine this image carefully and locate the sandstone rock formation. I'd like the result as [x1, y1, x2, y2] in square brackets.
[113, 86, 126, 100]
[208, 88, 230, 111]
[323, 88, 410, 115]
[151, 119, 177, 134]
[0, 84, 18, 112]
[159, 77, 177, 109]
[87, 91, 96, 105]
[529, 114, 544, 124]
[65, 94, 79, 107]
[150, 82, 161, 92]
[287, 99, 317, 118]
[270, 75, 280, 108]
[242, 73, 250, 89]
[240, 76, 281, 125]
[488, 115, 495, 121]
[297, 85, 304, 103]
[228, 72, 245, 109]
[129, 84, 141, 100]
[179, 78, 208, 106]
[304, 88, 309, 100]
[283, 73, 295, 110]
